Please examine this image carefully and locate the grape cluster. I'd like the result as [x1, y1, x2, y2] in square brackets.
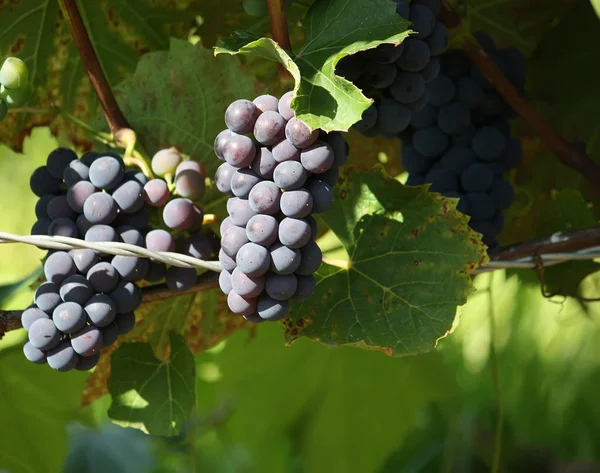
[0, 57, 31, 121]
[400, 32, 524, 247]
[335, 0, 447, 137]
[214, 92, 348, 322]
[25, 148, 214, 371]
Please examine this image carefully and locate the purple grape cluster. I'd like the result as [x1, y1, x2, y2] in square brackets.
[214, 92, 349, 322]
[25, 148, 215, 371]
[335, 0, 447, 137]
[400, 32, 524, 248]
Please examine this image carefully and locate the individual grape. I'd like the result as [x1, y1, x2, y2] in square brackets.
[44, 251, 76, 285]
[256, 295, 289, 321]
[30, 166, 62, 197]
[22, 306, 50, 332]
[83, 192, 118, 225]
[364, 62, 397, 88]
[472, 126, 507, 161]
[214, 129, 233, 160]
[0, 57, 28, 88]
[294, 275, 317, 300]
[59, 275, 93, 305]
[413, 127, 449, 157]
[144, 179, 170, 207]
[35, 194, 55, 219]
[410, 4, 435, 38]
[71, 326, 103, 357]
[272, 139, 301, 163]
[1, 83, 30, 106]
[47, 341, 79, 372]
[410, 104, 437, 129]
[47, 195, 75, 220]
[23, 341, 47, 364]
[253, 110, 286, 145]
[151, 148, 181, 177]
[80, 152, 100, 166]
[231, 168, 262, 198]
[278, 217, 311, 249]
[112, 180, 145, 213]
[372, 43, 404, 64]
[457, 76, 484, 108]
[48, 218, 78, 238]
[427, 74, 455, 106]
[376, 99, 411, 136]
[84, 294, 117, 327]
[223, 134, 256, 168]
[325, 132, 349, 167]
[396, 38, 430, 72]
[278, 91, 295, 120]
[401, 145, 434, 174]
[221, 225, 249, 258]
[437, 102, 471, 135]
[175, 167, 205, 201]
[285, 117, 319, 149]
[85, 224, 118, 244]
[461, 162, 494, 192]
[182, 234, 213, 259]
[46, 148, 77, 179]
[248, 181, 281, 215]
[145, 229, 175, 252]
[280, 189, 313, 218]
[227, 197, 258, 227]
[225, 99, 259, 134]
[265, 274, 297, 301]
[52, 301, 86, 333]
[28, 318, 60, 350]
[109, 281, 142, 314]
[421, 56, 441, 82]
[251, 147, 278, 179]
[390, 72, 426, 104]
[34, 283, 62, 314]
[227, 291, 257, 316]
[490, 178, 515, 209]
[296, 241, 322, 275]
[163, 198, 195, 230]
[67, 181, 96, 213]
[75, 353, 100, 371]
[306, 179, 334, 214]
[87, 262, 119, 293]
[231, 267, 265, 298]
[100, 323, 119, 348]
[245, 214, 279, 247]
[425, 167, 458, 193]
[253, 94, 279, 113]
[220, 216, 234, 236]
[112, 255, 149, 282]
[116, 225, 144, 247]
[124, 169, 149, 186]
[63, 160, 90, 186]
[215, 162, 236, 194]
[270, 242, 301, 275]
[89, 156, 124, 190]
[462, 193, 496, 220]
[236, 242, 270, 277]
[300, 141, 334, 173]
[273, 161, 307, 190]
[145, 262, 167, 282]
[219, 248, 237, 272]
[31, 218, 51, 235]
[219, 270, 233, 295]
[440, 147, 476, 173]
[426, 21, 448, 56]
[115, 311, 136, 335]
[354, 104, 378, 135]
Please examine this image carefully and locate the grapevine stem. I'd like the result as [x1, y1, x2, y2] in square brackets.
[266, 0, 293, 82]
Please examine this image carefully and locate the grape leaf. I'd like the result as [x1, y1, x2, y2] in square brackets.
[108, 333, 195, 436]
[284, 168, 487, 355]
[215, 0, 411, 132]
[592, 0, 600, 18]
[0, 0, 200, 149]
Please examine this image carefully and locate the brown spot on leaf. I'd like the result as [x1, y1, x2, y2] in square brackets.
[413, 260, 421, 267]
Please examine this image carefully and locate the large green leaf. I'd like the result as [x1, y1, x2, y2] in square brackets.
[0, 0, 200, 149]
[285, 169, 487, 355]
[108, 333, 196, 436]
[0, 344, 88, 473]
[215, 0, 411, 132]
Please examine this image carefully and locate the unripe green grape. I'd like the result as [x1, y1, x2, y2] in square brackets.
[0, 57, 29, 89]
[0, 98, 7, 121]
[1, 84, 30, 106]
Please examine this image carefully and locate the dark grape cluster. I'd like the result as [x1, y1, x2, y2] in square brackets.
[335, 0, 448, 137]
[0, 57, 31, 121]
[25, 147, 214, 371]
[214, 92, 348, 322]
[400, 32, 524, 247]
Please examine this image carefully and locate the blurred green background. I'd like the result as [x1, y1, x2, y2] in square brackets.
[1, 128, 599, 473]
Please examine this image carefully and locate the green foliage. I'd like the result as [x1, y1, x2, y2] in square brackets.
[216, 0, 411, 132]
